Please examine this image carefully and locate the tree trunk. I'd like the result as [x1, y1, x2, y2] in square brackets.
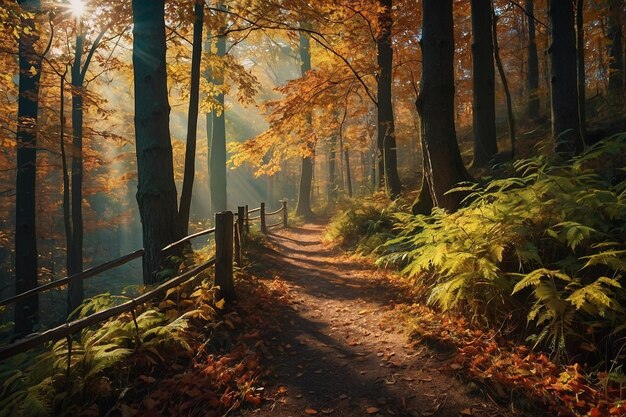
[493, 10, 516, 156]
[526, 0, 541, 119]
[328, 134, 337, 202]
[15, 0, 42, 336]
[295, 29, 314, 218]
[344, 148, 353, 198]
[607, 0, 624, 104]
[576, 0, 587, 140]
[377, 0, 402, 197]
[179, 0, 204, 234]
[68, 29, 85, 315]
[411, 95, 433, 215]
[419, 0, 470, 212]
[549, 0, 584, 156]
[60, 75, 72, 290]
[132, 0, 182, 284]
[470, 0, 498, 168]
[209, 30, 227, 213]
[204, 35, 213, 216]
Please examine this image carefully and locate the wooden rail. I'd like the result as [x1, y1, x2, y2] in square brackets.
[0, 249, 145, 307]
[0, 258, 215, 360]
[0, 200, 288, 361]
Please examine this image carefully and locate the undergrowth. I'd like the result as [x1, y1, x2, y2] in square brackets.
[379, 135, 626, 365]
[0, 249, 264, 417]
[324, 191, 405, 254]
[328, 135, 626, 367]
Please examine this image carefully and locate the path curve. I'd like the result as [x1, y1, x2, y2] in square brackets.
[240, 220, 518, 417]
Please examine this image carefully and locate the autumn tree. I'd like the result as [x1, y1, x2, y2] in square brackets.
[548, 0, 583, 155]
[132, 0, 181, 284]
[526, 0, 541, 120]
[209, 4, 228, 214]
[470, 0, 497, 168]
[14, 0, 43, 336]
[418, 0, 469, 212]
[179, 0, 204, 234]
[295, 29, 315, 218]
[376, 0, 401, 197]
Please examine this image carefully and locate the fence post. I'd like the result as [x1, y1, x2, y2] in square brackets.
[244, 204, 250, 234]
[260, 202, 267, 234]
[282, 199, 288, 227]
[235, 206, 245, 265]
[215, 211, 235, 301]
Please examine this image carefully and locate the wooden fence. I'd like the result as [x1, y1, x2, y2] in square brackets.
[0, 201, 288, 361]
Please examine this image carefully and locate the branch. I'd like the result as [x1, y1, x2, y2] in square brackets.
[506, 0, 548, 29]
[207, 5, 378, 105]
[80, 24, 110, 80]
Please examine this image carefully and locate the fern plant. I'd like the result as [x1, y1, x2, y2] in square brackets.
[377, 134, 626, 360]
[0, 267, 220, 416]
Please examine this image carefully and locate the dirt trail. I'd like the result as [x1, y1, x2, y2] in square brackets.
[240, 220, 518, 417]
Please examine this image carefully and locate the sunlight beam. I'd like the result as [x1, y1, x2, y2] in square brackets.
[68, 0, 85, 19]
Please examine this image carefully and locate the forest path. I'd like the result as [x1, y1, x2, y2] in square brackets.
[239, 220, 517, 417]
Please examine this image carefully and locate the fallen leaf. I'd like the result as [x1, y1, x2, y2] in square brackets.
[305, 408, 318, 415]
[321, 408, 335, 415]
[450, 364, 463, 370]
[459, 408, 472, 416]
[366, 406, 380, 414]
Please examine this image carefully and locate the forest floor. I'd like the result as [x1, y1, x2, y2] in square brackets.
[237, 219, 525, 417]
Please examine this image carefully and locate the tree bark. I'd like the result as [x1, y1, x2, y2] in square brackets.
[328, 134, 337, 202]
[295, 29, 314, 218]
[576, 0, 587, 141]
[548, 0, 584, 156]
[15, 0, 42, 336]
[419, 0, 470, 212]
[132, 0, 182, 284]
[68, 28, 85, 315]
[377, 0, 402, 197]
[526, 0, 541, 119]
[179, 0, 204, 234]
[209, 29, 227, 213]
[576, 0, 587, 140]
[607, 0, 624, 105]
[470, 0, 498, 168]
[493, 10, 516, 156]
[204, 34, 213, 216]
[344, 148, 353, 198]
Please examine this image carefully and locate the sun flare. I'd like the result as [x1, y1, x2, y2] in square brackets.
[68, 0, 85, 18]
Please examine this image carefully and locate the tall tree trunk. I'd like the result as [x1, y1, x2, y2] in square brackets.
[411, 91, 433, 215]
[295, 29, 314, 218]
[419, 0, 470, 212]
[377, 0, 401, 197]
[344, 148, 353, 198]
[549, 0, 584, 156]
[209, 29, 227, 213]
[470, 0, 498, 168]
[68, 28, 84, 315]
[179, 0, 204, 233]
[204, 35, 213, 216]
[60, 75, 72, 288]
[132, 0, 182, 284]
[15, 0, 42, 336]
[328, 134, 337, 203]
[576, 0, 587, 140]
[526, 0, 541, 119]
[493, 10, 516, 156]
[607, 0, 624, 105]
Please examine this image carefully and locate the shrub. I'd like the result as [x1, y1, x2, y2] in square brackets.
[377, 135, 626, 361]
